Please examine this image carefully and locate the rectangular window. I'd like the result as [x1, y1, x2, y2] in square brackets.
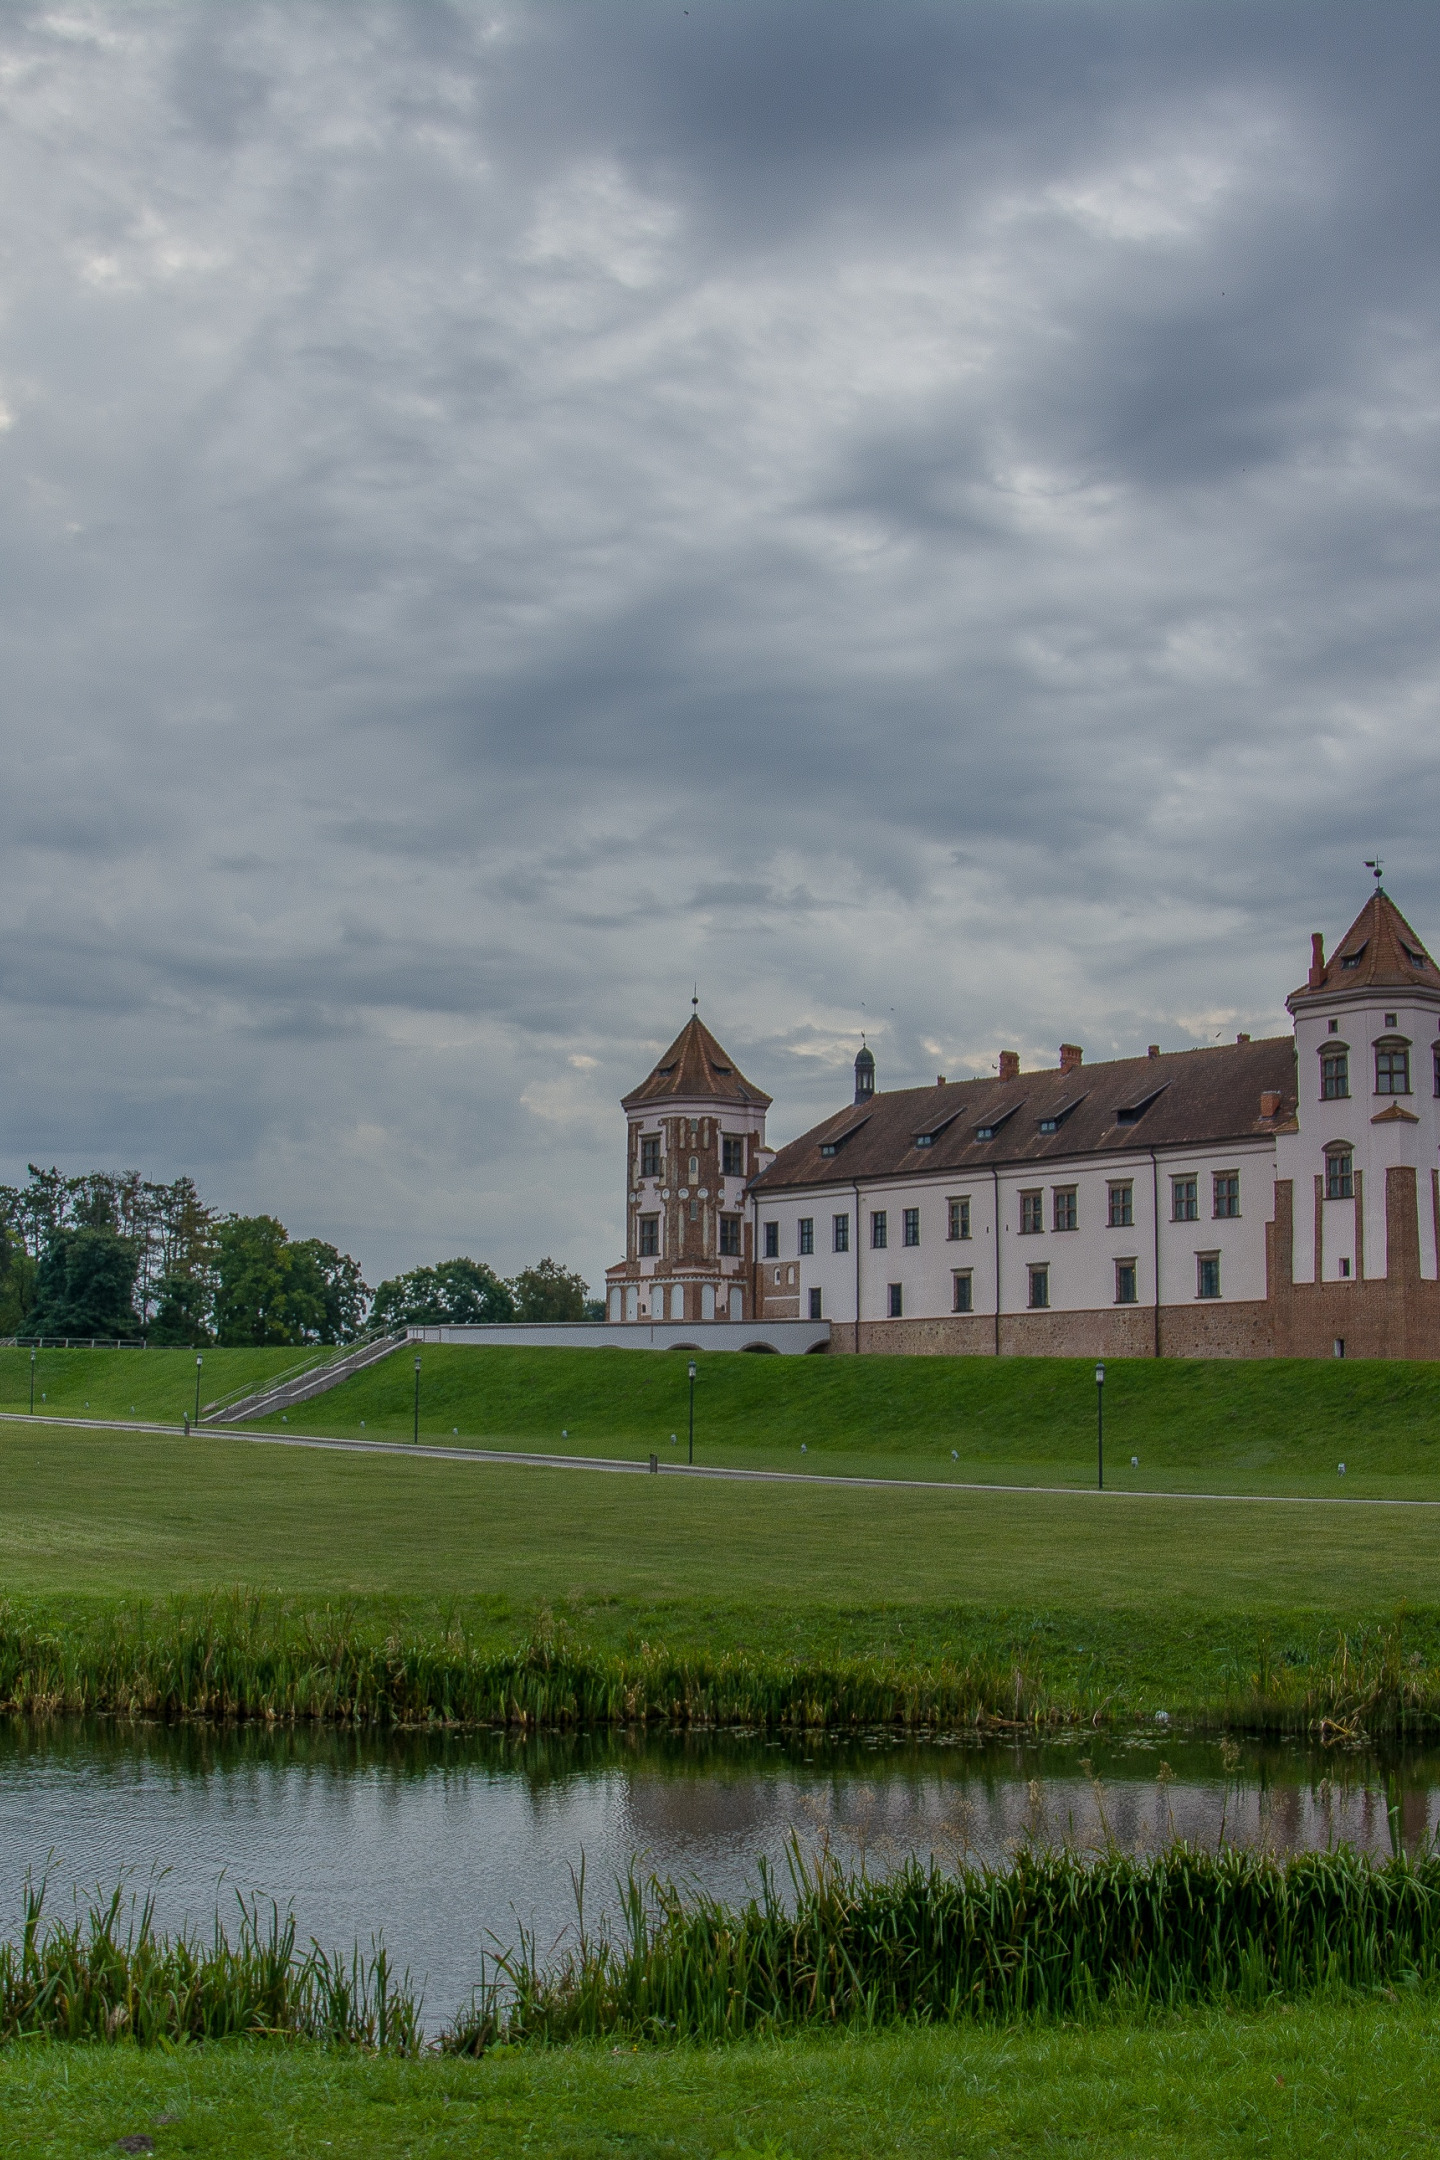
[639, 1215, 659, 1257]
[809, 1286, 823, 1320]
[1434, 1048, 1440, 1099]
[952, 1270, 973, 1313]
[763, 1221, 779, 1259]
[1027, 1264, 1049, 1310]
[1326, 1150, 1354, 1200]
[1172, 1177, 1198, 1222]
[1053, 1186, 1078, 1232]
[872, 1211, 888, 1250]
[833, 1212, 850, 1254]
[1020, 1190, 1043, 1234]
[719, 1215, 741, 1257]
[798, 1217, 814, 1256]
[1115, 1260, 1137, 1305]
[1213, 1172, 1240, 1219]
[641, 1136, 661, 1179]
[1377, 1046, 1411, 1094]
[1197, 1252, 1221, 1300]
[1339, 1257, 1352, 1278]
[1108, 1182, 1133, 1228]
[721, 1136, 745, 1177]
[903, 1207, 920, 1247]
[1320, 1050, 1349, 1101]
[887, 1282, 903, 1318]
[948, 1197, 971, 1241]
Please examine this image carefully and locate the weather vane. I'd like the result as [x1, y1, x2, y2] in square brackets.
[1365, 857, 1384, 890]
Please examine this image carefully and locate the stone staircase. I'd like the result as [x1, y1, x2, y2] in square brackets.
[203, 1333, 408, 1424]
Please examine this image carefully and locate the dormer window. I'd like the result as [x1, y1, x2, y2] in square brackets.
[1339, 942, 1367, 970]
[914, 1133, 933, 1148]
[973, 1102, 1022, 1144]
[1403, 945, 1428, 970]
[1115, 1085, 1167, 1126]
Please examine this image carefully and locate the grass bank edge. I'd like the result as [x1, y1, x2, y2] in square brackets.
[3, 1593, 1437, 1735]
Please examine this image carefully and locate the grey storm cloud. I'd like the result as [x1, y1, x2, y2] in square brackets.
[1, 0, 1439, 1287]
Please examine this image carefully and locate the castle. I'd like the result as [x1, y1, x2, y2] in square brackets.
[606, 885, 1440, 1359]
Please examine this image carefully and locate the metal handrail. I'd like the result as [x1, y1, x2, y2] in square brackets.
[199, 1331, 400, 1417]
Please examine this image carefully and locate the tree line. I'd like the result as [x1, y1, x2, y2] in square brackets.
[0, 1166, 594, 1346]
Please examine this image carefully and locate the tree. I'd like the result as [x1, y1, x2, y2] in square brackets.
[26, 1228, 142, 1341]
[148, 1269, 214, 1346]
[213, 1216, 369, 1346]
[369, 1257, 515, 1332]
[0, 1219, 37, 1336]
[291, 1239, 371, 1344]
[511, 1256, 590, 1322]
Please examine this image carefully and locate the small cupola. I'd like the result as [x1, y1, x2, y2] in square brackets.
[854, 1042, 876, 1104]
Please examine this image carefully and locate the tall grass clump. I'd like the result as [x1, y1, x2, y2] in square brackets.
[0, 1881, 421, 2048]
[4, 1596, 1440, 1736]
[446, 1840, 1440, 2049]
[0, 1593, 1061, 1731]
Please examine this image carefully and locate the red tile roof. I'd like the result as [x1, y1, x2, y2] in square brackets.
[1291, 890, 1437, 1003]
[752, 1036, 1294, 1192]
[622, 1015, 772, 1111]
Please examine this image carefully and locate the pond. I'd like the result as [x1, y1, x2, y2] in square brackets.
[1, 1721, 1435, 2029]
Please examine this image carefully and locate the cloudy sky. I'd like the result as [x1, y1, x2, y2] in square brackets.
[2, 1, 1438, 1291]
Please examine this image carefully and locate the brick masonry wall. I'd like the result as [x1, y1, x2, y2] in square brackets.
[841, 1304, 1270, 1357]
[1270, 1168, 1440, 1358]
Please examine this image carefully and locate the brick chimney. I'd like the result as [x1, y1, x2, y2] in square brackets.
[1309, 932, 1325, 989]
[1260, 1090, 1282, 1119]
[1059, 1043, 1083, 1074]
[998, 1050, 1020, 1083]
[1236, 1032, 1251, 1044]
[1148, 1045, 1160, 1059]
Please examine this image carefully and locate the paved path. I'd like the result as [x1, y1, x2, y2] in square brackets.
[2, 1409, 1440, 1509]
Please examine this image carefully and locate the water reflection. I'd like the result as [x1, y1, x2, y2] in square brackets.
[0, 1720, 1433, 2028]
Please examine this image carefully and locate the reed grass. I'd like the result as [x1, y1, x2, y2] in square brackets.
[448, 1839, 1440, 2049]
[0, 1880, 421, 2049]
[3, 1593, 1440, 1736]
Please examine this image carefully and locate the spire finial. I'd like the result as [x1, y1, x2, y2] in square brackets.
[1365, 857, 1384, 891]
[691, 984, 699, 1016]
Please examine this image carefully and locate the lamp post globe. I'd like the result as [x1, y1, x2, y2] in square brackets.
[1094, 1363, 1105, 1490]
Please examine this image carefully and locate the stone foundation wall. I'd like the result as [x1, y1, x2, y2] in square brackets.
[1269, 1169, 1440, 1358]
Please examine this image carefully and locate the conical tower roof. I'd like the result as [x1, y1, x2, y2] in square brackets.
[621, 1015, 771, 1111]
[1290, 887, 1438, 1004]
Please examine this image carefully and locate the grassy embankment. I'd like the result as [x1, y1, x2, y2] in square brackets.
[13, 1340, 1440, 1497]
[231, 1342, 1440, 1500]
[0, 1344, 321, 1427]
[1, 1392, 1440, 1728]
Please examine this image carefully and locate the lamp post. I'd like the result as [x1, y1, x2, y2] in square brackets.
[688, 1359, 697, 1465]
[194, 1355, 204, 1429]
[413, 1355, 422, 1445]
[1095, 1362, 1105, 1491]
[29, 1348, 36, 1415]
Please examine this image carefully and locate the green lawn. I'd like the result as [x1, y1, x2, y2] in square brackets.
[2, 1421, 1440, 1721]
[3, 2002, 1438, 2157]
[238, 1344, 1440, 1500]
